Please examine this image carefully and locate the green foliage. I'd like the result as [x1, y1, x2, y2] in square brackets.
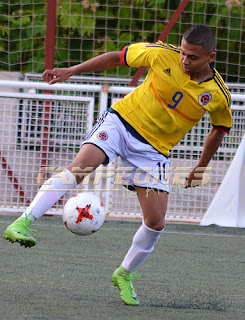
[0, 0, 244, 81]
[0, 1, 46, 73]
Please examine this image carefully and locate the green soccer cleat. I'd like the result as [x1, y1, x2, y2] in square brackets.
[112, 266, 140, 306]
[3, 217, 37, 247]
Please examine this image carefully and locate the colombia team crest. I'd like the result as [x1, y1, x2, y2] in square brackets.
[198, 92, 212, 106]
[97, 131, 108, 140]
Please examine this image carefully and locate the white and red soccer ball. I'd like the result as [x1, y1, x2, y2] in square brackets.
[62, 192, 105, 236]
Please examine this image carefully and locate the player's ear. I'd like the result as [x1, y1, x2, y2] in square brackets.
[208, 51, 216, 63]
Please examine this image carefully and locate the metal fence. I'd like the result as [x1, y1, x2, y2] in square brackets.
[0, 80, 244, 223]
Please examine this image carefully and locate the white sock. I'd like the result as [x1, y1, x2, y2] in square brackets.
[121, 220, 164, 272]
[21, 169, 77, 221]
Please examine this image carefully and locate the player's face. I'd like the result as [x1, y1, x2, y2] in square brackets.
[180, 38, 216, 79]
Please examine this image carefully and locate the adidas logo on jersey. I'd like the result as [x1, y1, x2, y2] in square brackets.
[163, 68, 171, 76]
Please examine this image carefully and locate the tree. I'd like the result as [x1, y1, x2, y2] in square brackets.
[0, 0, 244, 82]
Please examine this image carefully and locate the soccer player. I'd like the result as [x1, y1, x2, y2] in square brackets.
[3, 25, 232, 306]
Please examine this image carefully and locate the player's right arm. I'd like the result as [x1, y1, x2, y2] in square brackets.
[42, 51, 122, 85]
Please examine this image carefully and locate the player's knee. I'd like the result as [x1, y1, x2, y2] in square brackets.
[144, 217, 165, 231]
[67, 165, 93, 185]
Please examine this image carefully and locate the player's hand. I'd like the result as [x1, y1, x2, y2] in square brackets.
[42, 68, 73, 85]
[183, 167, 205, 189]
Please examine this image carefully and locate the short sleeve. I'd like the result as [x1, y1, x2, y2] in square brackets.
[209, 102, 232, 133]
[120, 42, 157, 68]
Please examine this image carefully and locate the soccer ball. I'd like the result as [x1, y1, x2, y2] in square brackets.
[62, 192, 105, 236]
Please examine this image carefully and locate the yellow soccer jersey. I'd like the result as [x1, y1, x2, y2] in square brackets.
[111, 41, 232, 156]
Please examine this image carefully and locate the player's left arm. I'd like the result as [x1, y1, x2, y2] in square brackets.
[184, 126, 225, 188]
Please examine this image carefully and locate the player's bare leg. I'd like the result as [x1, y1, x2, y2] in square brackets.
[3, 144, 106, 247]
[67, 143, 107, 184]
[112, 187, 168, 305]
[135, 186, 168, 230]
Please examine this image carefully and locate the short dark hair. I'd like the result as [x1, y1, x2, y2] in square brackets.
[183, 24, 215, 52]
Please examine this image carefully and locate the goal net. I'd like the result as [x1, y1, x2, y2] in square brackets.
[0, 0, 244, 82]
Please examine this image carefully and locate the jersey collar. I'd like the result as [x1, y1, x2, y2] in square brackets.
[198, 64, 215, 84]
